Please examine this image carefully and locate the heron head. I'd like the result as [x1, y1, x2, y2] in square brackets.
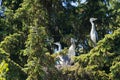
[54, 42, 61, 46]
[71, 38, 77, 44]
[90, 18, 97, 22]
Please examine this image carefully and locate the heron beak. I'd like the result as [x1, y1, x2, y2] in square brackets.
[54, 43, 57, 45]
[94, 18, 97, 20]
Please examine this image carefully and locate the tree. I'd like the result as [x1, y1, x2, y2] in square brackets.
[0, 34, 27, 80]
[0, 60, 8, 80]
[0, 48, 9, 80]
[0, 0, 120, 80]
[62, 28, 120, 79]
[0, 33, 26, 67]
[23, 26, 64, 80]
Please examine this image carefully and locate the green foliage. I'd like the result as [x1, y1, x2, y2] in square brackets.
[0, 60, 9, 80]
[0, 33, 25, 54]
[0, 33, 26, 66]
[110, 54, 120, 80]
[0, 46, 26, 80]
[23, 26, 48, 80]
[6, 60, 27, 80]
[3, 0, 23, 11]
[0, 49, 8, 80]
[24, 26, 66, 80]
[0, 0, 120, 80]
[65, 28, 120, 79]
[0, 48, 9, 62]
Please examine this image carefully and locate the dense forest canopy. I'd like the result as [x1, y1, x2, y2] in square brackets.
[0, 0, 120, 80]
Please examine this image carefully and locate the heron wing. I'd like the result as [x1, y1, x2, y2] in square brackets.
[0, 0, 2, 6]
[95, 31, 98, 41]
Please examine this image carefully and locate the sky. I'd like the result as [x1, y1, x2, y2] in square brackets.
[62, 0, 86, 7]
[0, 0, 2, 6]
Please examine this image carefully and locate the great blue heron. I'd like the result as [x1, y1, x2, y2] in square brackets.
[54, 42, 64, 65]
[90, 18, 98, 47]
[54, 42, 62, 53]
[68, 38, 76, 58]
[67, 38, 76, 65]
[54, 42, 70, 66]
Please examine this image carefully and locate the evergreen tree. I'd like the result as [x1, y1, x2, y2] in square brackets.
[0, 0, 120, 80]
[63, 28, 120, 79]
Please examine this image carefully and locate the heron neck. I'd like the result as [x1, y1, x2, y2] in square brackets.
[91, 21, 95, 30]
[72, 42, 76, 49]
[58, 44, 61, 52]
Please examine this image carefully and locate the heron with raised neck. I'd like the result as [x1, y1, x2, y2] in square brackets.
[67, 38, 76, 65]
[68, 38, 76, 57]
[54, 42, 64, 65]
[54, 42, 62, 53]
[90, 18, 98, 47]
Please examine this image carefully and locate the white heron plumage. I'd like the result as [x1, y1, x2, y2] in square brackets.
[0, 0, 2, 6]
[54, 42, 71, 66]
[54, 42, 62, 53]
[54, 42, 64, 65]
[90, 18, 98, 47]
[68, 38, 76, 59]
